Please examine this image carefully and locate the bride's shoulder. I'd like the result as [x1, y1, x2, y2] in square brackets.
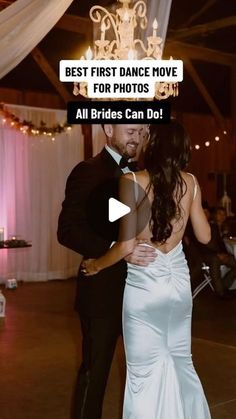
[181, 171, 197, 182]
[181, 171, 199, 197]
[122, 169, 148, 181]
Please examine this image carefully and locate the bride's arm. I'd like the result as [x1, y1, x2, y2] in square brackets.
[83, 173, 137, 275]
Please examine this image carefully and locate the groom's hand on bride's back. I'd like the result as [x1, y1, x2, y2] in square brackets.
[125, 240, 157, 266]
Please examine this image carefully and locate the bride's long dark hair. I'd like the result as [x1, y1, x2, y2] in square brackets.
[144, 121, 191, 244]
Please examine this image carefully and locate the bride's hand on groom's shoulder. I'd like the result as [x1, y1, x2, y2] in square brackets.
[81, 259, 99, 276]
[124, 240, 157, 266]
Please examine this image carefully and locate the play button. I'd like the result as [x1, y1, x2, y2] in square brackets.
[86, 176, 151, 241]
[108, 198, 130, 222]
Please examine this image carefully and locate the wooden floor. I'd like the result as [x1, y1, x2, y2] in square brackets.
[0, 279, 236, 419]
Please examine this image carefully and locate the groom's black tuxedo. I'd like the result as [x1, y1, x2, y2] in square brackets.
[57, 147, 127, 317]
[57, 147, 128, 419]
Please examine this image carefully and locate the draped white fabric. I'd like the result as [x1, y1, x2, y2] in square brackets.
[145, 0, 172, 46]
[0, 0, 73, 79]
[0, 105, 83, 282]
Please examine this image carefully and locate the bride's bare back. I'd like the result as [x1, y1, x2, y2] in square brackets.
[128, 169, 210, 253]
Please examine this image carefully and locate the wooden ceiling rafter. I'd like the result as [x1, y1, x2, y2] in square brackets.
[0, 0, 14, 5]
[165, 41, 236, 67]
[57, 13, 236, 42]
[0, 0, 14, 11]
[56, 14, 92, 40]
[31, 47, 73, 104]
[0, 0, 235, 119]
[53, 13, 236, 67]
[185, 0, 217, 26]
[184, 58, 225, 128]
[169, 16, 236, 41]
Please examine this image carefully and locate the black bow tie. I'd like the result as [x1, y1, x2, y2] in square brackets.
[119, 157, 138, 171]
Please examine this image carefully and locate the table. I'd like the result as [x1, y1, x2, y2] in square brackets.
[0, 245, 32, 283]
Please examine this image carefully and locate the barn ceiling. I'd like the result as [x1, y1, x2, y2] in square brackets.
[0, 0, 235, 118]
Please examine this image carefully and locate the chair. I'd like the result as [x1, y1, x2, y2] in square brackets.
[192, 262, 214, 299]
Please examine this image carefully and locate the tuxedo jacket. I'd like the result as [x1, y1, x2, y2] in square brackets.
[57, 148, 127, 317]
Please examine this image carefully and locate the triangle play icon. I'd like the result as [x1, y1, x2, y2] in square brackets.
[108, 198, 131, 222]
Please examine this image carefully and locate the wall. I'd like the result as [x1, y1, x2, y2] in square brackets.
[1, 87, 235, 209]
[175, 112, 235, 209]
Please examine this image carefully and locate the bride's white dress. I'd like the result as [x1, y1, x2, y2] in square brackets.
[122, 241, 211, 419]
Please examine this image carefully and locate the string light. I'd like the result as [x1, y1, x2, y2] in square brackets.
[195, 144, 200, 150]
[205, 141, 210, 147]
[215, 136, 220, 141]
[0, 103, 72, 138]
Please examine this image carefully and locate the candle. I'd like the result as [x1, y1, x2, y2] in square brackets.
[128, 49, 135, 60]
[0, 227, 4, 241]
[85, 46, 93, 60]
[101, 21, 106, 41]
[123, 11, 129, 22]
[152, 18, 158, 37]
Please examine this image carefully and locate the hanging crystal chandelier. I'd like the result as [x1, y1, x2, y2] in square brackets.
[73, 0, 178, 100]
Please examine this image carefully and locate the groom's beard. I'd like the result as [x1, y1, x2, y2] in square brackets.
[113, 142, 139, 159]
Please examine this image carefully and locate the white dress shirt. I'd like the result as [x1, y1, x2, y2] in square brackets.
[105, 144, 131, 174]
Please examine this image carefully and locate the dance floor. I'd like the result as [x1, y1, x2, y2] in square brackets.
[0, 279, 235, 419]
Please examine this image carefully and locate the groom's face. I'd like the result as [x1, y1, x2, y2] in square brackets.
[104, 124, 144, 159]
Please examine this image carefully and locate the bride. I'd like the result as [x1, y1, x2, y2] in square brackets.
[82, 121, 211, 419]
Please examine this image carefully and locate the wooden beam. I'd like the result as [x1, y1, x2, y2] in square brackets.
[0, 0, 14, 10]
[164, 41, 236, 67]
[81, 124, 93, 160]
[0, 0, 14, 5]
[0, 87, 65, 109]
[184, 58, 225, 128]
[31, 47, 73, 104]
[56, 14, 92, 40]
[185, 0, 217, 26]
[169, 16, 236, 40]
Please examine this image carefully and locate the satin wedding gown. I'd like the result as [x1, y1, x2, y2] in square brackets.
[122, 241, 211, 419]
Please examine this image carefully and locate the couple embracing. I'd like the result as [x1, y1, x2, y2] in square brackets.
[58, 122, 211, 419]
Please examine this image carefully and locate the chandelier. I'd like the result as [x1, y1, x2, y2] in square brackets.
[73, 0, 178, 100]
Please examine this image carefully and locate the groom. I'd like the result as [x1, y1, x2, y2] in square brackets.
[57, 124, 156, 419]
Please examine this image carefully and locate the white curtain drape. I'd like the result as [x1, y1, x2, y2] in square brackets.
[0, 104, 83, 282]
[145, 0, 172, 46]
[0, 0, 74, 79]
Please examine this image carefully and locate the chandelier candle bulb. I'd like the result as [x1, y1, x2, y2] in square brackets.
[0, 227, 4, 241]
[152, 18, 158, 37]
[128, 49, 135, 60]
[123, 11, 129, 22]
[85, 47, 93, 60]
[101, 22, 106, 41]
